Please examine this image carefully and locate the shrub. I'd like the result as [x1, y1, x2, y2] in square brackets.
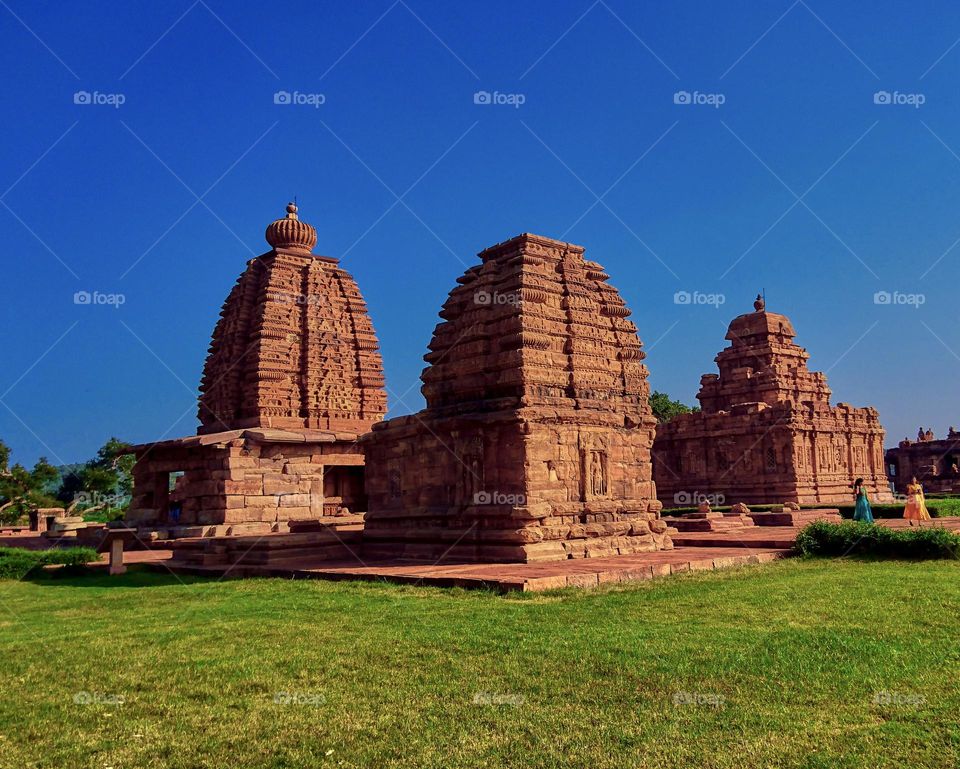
[0, 546, 100, 579]
[81, 506, 126, 524]
[796, 521, 960, 560]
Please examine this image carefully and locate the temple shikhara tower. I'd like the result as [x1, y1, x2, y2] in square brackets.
[127, 204, 387, 529]
[362, 233, 673, 562]
[654, 296, 892, 506]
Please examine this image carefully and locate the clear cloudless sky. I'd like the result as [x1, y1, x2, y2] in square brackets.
[1, 0, 958, 467]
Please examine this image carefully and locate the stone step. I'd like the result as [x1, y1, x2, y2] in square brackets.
[663, 514, 755, 532]
[748, 509, 841, 527]
[229, 544, 354, 565]
[672, 534, 798, 549]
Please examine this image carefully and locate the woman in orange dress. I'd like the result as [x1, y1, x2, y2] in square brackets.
[903, 477, 931, 525]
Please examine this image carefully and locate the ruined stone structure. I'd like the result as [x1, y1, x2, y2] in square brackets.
[362, 233, 673, 563]
[128, 204, 387, 528]
[885, 428, 960, 494]
[654, 296, 892, 506]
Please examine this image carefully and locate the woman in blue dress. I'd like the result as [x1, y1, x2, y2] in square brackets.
[853, 477, 874, 523]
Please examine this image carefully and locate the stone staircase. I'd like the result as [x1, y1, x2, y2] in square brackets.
[661, 512, 756, 533]
[165, 521, 363, 570]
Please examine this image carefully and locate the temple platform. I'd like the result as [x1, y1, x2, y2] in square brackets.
[7, 517, 959, 592]
[146, 515, 960, 590]
[152, 545, 790, 591]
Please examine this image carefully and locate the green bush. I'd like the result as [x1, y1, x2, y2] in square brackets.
[0, 546, 99, 579]
[796, 521, 960, 560]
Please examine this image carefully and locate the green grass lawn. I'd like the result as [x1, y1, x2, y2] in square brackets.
[1, 560, 958, 769]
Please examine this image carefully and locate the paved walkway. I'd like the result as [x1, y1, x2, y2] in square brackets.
[155, 546, 788, 591]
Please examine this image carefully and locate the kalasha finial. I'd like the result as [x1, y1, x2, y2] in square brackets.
[753, 293, 765, 312]
[265, 201, 317, 253]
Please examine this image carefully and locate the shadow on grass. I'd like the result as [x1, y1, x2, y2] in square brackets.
[20, 564, 217, 589]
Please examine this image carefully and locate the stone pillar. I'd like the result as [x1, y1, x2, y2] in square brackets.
[109, 537, 126, 576]
[811, 431, 820, 497]
[310, 465, 325, 518]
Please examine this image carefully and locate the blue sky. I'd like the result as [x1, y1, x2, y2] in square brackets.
[1, 0, 958, 467]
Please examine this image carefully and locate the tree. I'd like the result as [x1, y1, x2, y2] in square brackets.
[649, 391, 699, 424]
[94, 437, 136, 496]
[60, 437, 135, 515]
[0, 439, 61, 524]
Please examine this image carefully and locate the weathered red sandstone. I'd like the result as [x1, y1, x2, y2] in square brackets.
[885, 428, 960, 494]
[654, 296, 892, 506]
[362, 233, 673, 562]
[128, 205, 386, 527]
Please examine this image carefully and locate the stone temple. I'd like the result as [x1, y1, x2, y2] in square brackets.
[653, 296, 892, 506]
[885, 428, 960, 495]
[362, 233, 673, 562]
[127, 204, 387, 530]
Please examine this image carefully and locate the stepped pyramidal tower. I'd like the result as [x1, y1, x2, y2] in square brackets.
[363, 233, 674, 563]
[198, 203, 385, 434]
[128, 204, 387, 530]
[653, 295, 892, 506]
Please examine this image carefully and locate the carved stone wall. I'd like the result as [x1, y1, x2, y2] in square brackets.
[363, 233, 672, 562]
[128, 430, 367, 527]
[130, 204, 386, 527]
[654, 297, 892, 506]
[198, 204, 386, 434]
[885, 432, 960, 494]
